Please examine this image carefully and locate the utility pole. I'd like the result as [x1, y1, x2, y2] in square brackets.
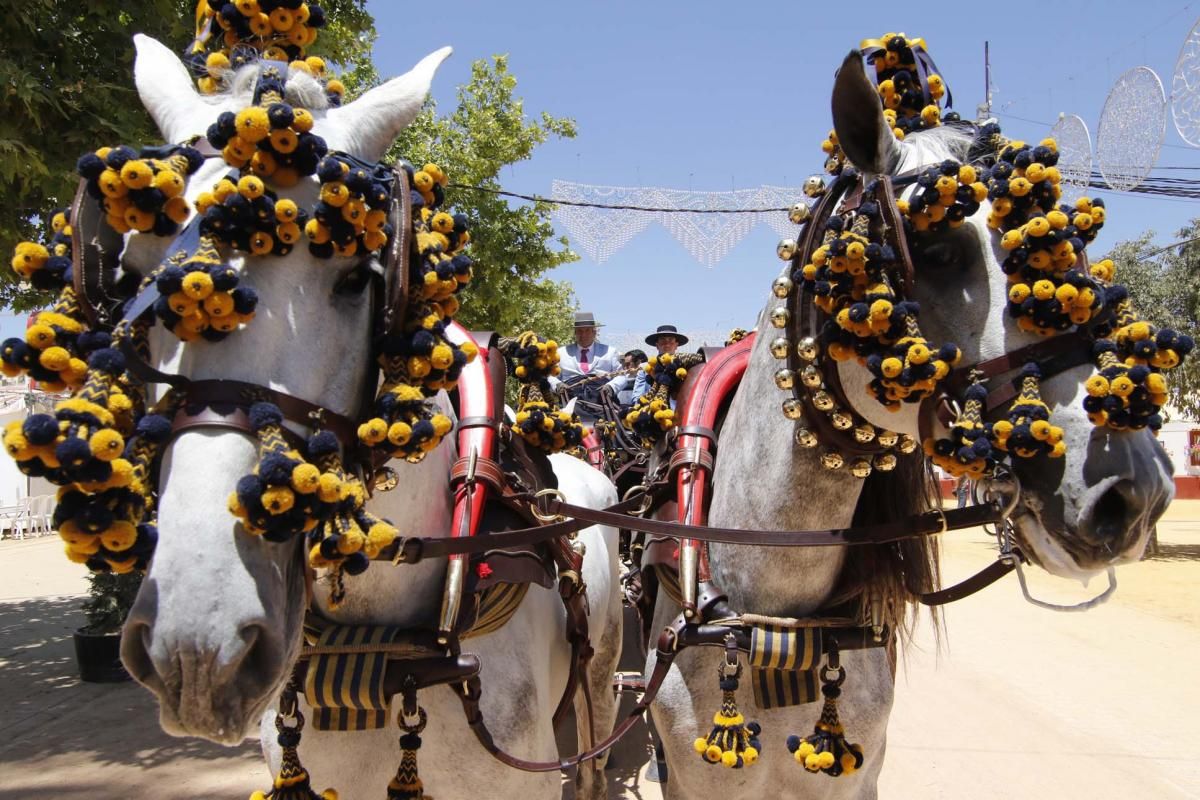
[977, 41, 992, 121]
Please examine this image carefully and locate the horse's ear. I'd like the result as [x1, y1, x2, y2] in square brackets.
[831, 50, 901, 175]
[331, 47, 452, 162]
[133, 34, 210, 143]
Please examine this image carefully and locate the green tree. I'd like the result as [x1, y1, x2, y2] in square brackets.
[383, 55, 579, 340]
[0, 1, 374, 311]
[1104, 221, 1200, 419]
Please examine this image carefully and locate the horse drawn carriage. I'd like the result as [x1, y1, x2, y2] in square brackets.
[2, 3, 1189, 797]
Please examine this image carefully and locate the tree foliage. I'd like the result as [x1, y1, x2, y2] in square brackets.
[1104, 220, 1200, 420]
[0, 0, 374, 311]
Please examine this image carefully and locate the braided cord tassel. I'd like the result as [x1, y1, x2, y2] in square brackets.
[925, 382, 995, 480]
[499, 331, 587, 453]
[991, 364, 1065, 459]
[786, 651, 863, 777]
[251, 695, 337, 800]
[694, 636, 762, 768]
[388, 706, 432, 799]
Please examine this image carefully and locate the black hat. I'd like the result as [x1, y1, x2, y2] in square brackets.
[645, 324, 689, 346]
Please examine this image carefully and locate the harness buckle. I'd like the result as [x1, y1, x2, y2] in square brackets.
[531, 488, 566, 523]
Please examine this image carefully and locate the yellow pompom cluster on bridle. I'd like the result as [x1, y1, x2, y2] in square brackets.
[228, 403, 398, 604]
[307, 156, 401, 259]
[356, 162, 476, 464]
[498, 332, 588, 454]
[792, 180, 962, 411]
[822, 33, 957, 175]
[75, 145, 205, 236]
[623, 350, 704, 444]
[186, 0, 329, 95]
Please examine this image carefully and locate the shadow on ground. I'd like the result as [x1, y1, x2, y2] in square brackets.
[1, 595, 263, 798]
[1144, 542, 1200, 562]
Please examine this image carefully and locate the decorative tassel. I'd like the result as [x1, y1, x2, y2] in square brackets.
[151, 232, 258, 341]
[925, 381, 995, 480]
[990, 364, 1065, 459]
[786, 654, 863, 777]
[499, 332, 587, 453]
[252, 702, 337, 800]
[304, 429, 398, 605]
[388, 706, 432, 799]
[624, 350, 703, 446]
[694, 638, 761, 768]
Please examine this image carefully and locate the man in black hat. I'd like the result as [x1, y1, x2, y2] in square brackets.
[549, 312, 624, 419]
[631, 324, 690, 403]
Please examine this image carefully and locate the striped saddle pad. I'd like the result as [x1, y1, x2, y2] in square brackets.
[749, 624, 823, 709]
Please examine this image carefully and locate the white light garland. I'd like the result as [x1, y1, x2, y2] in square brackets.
[550, 180, 804, 267]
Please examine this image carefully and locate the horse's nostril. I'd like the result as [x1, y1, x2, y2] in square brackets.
[230, 623, 282, 698]
[1081, 483, 1138, 546]
[120, 620, 166, 692]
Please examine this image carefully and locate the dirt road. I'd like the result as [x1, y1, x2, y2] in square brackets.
[2, 504, 1198, 799]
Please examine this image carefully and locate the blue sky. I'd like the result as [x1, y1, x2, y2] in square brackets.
[7, 1, 1197, 347]
[367, 0, 1200, 347]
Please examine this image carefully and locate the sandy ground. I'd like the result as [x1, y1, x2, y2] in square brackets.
[2, 503, 1198, 799]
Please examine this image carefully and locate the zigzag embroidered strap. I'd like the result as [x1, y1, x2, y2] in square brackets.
[749, 625, 822, 709]
[303, 624, 399, 731]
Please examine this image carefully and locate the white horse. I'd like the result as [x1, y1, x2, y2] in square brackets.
[117, 35, 622, 800]
[646, 51, 1174, 799]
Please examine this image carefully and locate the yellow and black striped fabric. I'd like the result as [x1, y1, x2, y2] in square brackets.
[303, 624, 399, 731]
[462, 582, 529, 640]
[749, 625, 822, 709]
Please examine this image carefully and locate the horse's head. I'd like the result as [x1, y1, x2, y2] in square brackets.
[828, 51, 1173, 580]
[119, 35, 451, 743]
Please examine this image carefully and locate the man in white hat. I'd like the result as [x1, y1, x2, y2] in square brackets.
[549, 312, 624, 416]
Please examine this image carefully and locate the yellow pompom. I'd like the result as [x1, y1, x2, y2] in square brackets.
[120, 160, 154, 189]
[100, 521, 138, 552]
[387, 421, 412, 445]
[89, 429, 125, 461]
[358, 418, 387, 445]
[235, 107, 271, 143]
[182, 271, 215, 300]
[261, 486, 295, 515]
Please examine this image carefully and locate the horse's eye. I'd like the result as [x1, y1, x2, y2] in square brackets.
[918, 239, 963, 272]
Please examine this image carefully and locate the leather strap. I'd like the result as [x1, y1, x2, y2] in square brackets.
[379, 493, 1001, 563]
[918, 550, 1023, 605]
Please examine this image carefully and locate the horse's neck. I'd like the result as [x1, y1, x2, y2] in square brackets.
[706, 303, 865, 616]
[313, 437, 457, 627]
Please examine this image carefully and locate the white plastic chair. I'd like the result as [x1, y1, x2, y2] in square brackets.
[30, 494, 55, 537]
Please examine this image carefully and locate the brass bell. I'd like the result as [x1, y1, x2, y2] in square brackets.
[850, 458, 873, 478]
[794, 427, 819, 448]
[854, 423, 876, 443]
[782, 398, 805, 420]
[820, 450, 845, 470]
[770, 337, 791, 359]
[813, 390, 835, 412]
[774, 368, 796, 390]
[797, 336, 819, 361]
[772, 275, 794, 298]
[789, 201, 811, 225]
[801, 365, 822, 389]
[831, 409, 854, 430]
[897, 434, 917, 454]
[874, 453, 898, 471]
[803, 175, 827, 197]
[877, 429, 899, 448]
[777, 238, 799, 261]
[770, 306, 790, 328]
[571, 538, 587, 557]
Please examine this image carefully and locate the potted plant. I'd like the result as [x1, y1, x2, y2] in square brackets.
[73, 570, 142, 683]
